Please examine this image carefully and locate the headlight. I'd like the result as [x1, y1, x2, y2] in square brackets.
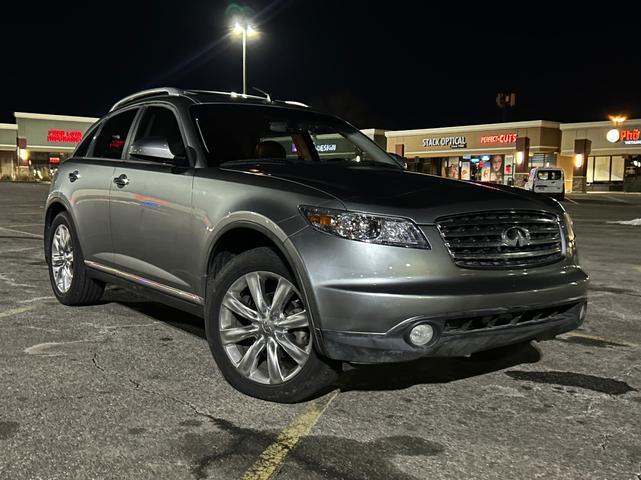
[563, 212, 575, 243]
[300, 206, 430, 249]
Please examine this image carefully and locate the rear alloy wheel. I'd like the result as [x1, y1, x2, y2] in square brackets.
[206, 247, 337, 402]
[51, 224, 74, 294]
[46, 211, 105, 306]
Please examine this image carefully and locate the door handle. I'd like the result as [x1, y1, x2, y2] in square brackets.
[113, 174, 130, 188]
[68, 170, 79, 182]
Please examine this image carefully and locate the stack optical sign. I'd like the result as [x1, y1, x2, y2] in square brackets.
[607, 128, 641, 145]
[422, 135, 467, 149]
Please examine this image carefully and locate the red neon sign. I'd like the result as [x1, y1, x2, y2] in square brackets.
[49, 157, 61, 164]
[620, 129, 641, 142]
[47, 130, 83, 143]
[480, 133, 517, 144]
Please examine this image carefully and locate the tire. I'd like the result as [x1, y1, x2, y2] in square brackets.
[205, 247, 338, 403]
[46, 211, 105, 306]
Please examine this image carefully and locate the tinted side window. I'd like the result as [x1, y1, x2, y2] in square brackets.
[93, 110, 137, 159]
[134, 107, 186, 158]
[73, 124, 98, 157]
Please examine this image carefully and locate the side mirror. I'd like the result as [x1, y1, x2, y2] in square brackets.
[129, 137, 176, 162]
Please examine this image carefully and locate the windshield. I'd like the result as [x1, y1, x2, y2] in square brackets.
[191, 104, 401, 169]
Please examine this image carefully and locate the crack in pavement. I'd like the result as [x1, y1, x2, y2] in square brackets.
[91, 351, 222, 428]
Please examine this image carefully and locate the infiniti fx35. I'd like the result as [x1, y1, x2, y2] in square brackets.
[44, 88, 588, 402]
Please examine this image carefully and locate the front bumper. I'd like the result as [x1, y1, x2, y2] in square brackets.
[286, 225, 588, 363]
[318, 300, 586, 363]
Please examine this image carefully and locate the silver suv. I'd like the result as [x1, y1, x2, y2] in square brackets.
[45, 88, 588, 402]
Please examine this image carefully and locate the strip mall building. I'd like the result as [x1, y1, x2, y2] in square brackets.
[1, 111, 640, 192]
[386, 119, 641, 192]
[0, 112, 98, 180]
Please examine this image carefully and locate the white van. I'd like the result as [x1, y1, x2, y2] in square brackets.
[524, 167, 565, 200]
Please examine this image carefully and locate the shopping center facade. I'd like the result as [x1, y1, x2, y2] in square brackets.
[385, 118, 641, 192]
[1, 109, 639, 192]
[0, 112, 98, 180]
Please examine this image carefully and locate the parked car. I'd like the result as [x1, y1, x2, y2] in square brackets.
[44, 88, 588, 402]
[524, 167, 565, 200]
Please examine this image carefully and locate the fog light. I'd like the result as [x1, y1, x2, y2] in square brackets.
[409, 323, 434, 346]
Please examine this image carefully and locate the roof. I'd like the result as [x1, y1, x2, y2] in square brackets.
[109, 87, 310, 113]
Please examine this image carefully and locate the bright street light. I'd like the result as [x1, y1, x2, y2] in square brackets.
[230, 19, 258, 95]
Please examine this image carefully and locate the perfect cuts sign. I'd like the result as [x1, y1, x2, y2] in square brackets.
[422, 135, 467, 149]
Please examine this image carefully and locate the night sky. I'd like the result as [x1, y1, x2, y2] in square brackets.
[3, 1, 639, 129]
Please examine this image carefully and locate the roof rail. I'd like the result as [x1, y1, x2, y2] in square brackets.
[109, 87, 185, 112]
[282, 100, 309, 108]
[185, 89, 269, 102]
[186, 90, 309, 108]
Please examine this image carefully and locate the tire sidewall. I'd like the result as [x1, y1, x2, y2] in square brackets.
[205, 247, 336, 403]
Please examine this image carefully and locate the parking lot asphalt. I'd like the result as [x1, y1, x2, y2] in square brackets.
[1, 182, 640, 480]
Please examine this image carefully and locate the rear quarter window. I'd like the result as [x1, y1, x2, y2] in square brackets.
[92, 109, 138, 159]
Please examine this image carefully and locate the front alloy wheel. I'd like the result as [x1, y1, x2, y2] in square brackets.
[205, 247, 338, 403]
[220, 271, 312, 385]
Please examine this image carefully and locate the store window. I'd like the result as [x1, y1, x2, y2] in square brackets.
[93, 109, 137, 159]
[586, 155, 626, 183]
[611, 156, 625, 181]
[594, 156, 610, 182]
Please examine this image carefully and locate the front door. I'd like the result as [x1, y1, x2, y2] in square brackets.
[71, 109, 138, 265]
[109, 106, 197, 294]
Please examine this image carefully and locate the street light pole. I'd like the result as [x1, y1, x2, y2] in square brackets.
[232, 20, 257, 95]
[242, 26, 247, 95]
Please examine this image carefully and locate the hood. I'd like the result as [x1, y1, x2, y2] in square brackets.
[222, 162, 562, 224]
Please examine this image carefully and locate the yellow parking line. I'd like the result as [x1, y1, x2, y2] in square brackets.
[0, 306, 35, 319]
[563, 331, 639, 348]
[242, 391, 338, 480]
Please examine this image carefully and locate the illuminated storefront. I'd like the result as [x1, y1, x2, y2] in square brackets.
[0, 112, 97, 180]
[385, 121, 561, 187]
[560, 119, 641, 192]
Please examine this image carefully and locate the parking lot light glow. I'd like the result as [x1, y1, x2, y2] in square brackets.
[608, 114, 627, 126]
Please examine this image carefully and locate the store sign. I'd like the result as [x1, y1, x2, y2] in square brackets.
[316, 144, 337, 152]
[607, 128, 641, 145]
[422, 136, 467, 149]
[47, 130, 83, 143]
[480, 133, 517, 144]
[292, 143, 338, 153]
[49, 157, 61, 164]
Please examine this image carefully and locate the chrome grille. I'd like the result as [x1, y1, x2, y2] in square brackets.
[436, 211, 564, 269]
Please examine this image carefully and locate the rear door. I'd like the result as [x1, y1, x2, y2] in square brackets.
[534, 169, 563, 193]
[109, 105, 197, 294]
[67, 110, 137, 266]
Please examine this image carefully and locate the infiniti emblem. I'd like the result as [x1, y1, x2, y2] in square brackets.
[501, 226, 531, 247]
